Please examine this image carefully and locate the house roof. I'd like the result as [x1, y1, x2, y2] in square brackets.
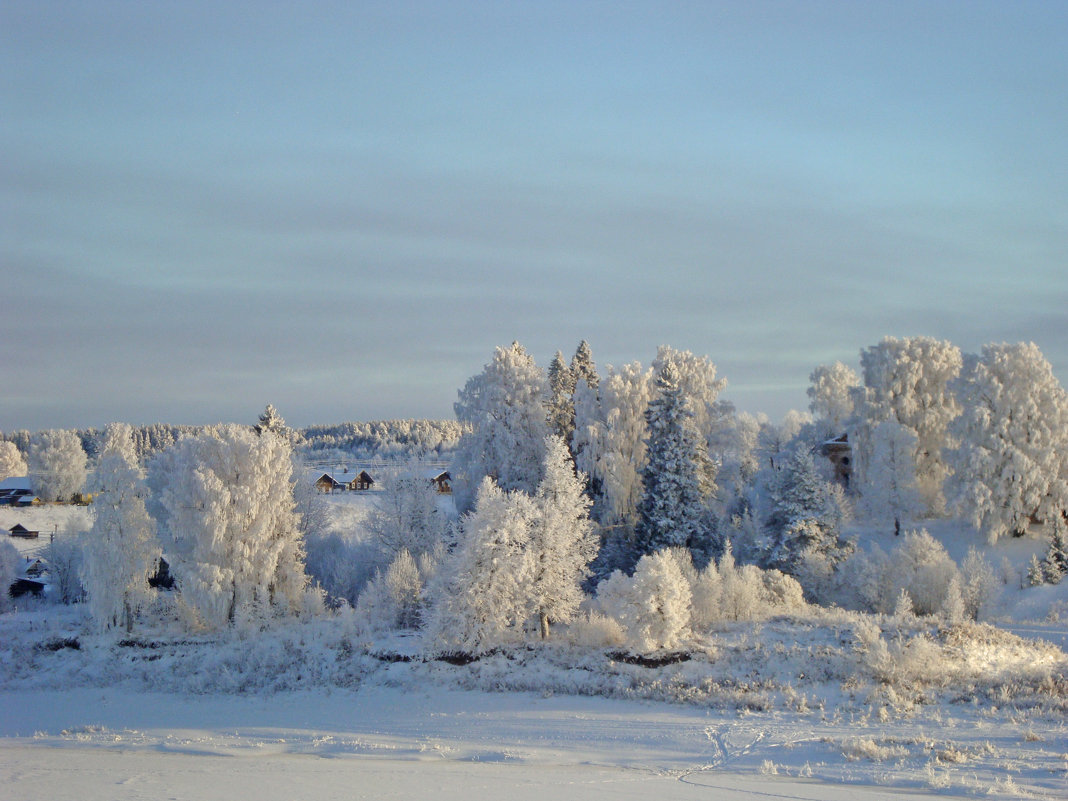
[0, 476, 32, 492]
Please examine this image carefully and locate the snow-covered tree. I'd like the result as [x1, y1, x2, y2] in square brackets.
[1042, 514, 1068, 584]
[425, 477, 536, 653]
[255, 404, 287, 437]
[528, 435, 598, 638]
[48, 526, 86, 604]
[945, 342, 1068, 542]
[356, 548, 432, 631]
[575, 361, 653, 525]
[1027, 554, 1046, 587]
[0, 441, 27, 481]
[29, 429, 87, 501]
[365, 468, 448, 564]
[634, 360, 710, 562]
[0, 539, 19, 613]
[570, 339, 599, 394]
[596, 551, 691, 652]
[764, 450, 852, 574]
[859, 421, 921, 533]
[545, 351, 576, 445]
[452, 342, 549, 511]
[855, 336, 962, 515]
[82, 423, 160, 633]
[960, 546, 999, 621]
[147, 425, 310, 630]
[652, 346, 728, 498]
[807, 361, 860, 430]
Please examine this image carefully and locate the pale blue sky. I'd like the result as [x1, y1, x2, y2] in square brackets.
[3, 1, 1066, 431]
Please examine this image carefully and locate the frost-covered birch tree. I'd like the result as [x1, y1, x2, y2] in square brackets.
[0, 441, 27, 481]
[945, 342, 1068, 542]
[859, 420, 921, 533]
[82, 423, 159, 633]
[855, 336, 962, 515]
[807, 361, 860, 430]
[29, 429, 87, 501]
[529, 435, 597, 638]
[147, 425, 310, 630]
[452, 342, 549, 511]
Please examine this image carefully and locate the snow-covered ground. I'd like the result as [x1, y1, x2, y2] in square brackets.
[3, 500, 1067, 799]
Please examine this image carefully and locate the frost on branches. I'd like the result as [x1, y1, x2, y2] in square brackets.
[807, 361, 860, 431]
[945, 342, 1068, 543]
[858, 420, 921, 534]
[529, 435, 598, 638]
[597, 551, 692, 652]
[452, 342, 549, 511]
[854, 336, 961, 515]
[0, 441, 28, 481]
[147, 425, 312, 630]
[634, 359, 710, 563]
[28, 429, 87, 502]
[425, 477, 536, 654]
[82, 423, 160, 633]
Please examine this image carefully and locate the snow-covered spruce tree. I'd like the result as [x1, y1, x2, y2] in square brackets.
[633, 360, 710, 564]
[1027, 554, 1046, 587]
[1042, 514, 1068, 584]
[946, 342, 1068, 543]
[0, 441, 27, 481]
[807, 361, 860, 431]
[425, 477, 536, 654]
[763, 450, 852, 575]
[570, 339, 600, 395]
[146, 424, 311, 630]
[365, 467, 448, 564]
[652, 346, 727, 500]
[596, 550, 691, 652]
[82, 423, 160, 633]
[28, 429, 87, 502]
[529, 435, 598, 639]
[854, 336, 962, 515]
[546, 350, 576, 446]
[452, 342, 549, 512]
[254, 403, 287, 437]
[859, 421, 921, 534]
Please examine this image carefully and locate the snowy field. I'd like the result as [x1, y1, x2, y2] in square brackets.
[4, 501, 1068, 799]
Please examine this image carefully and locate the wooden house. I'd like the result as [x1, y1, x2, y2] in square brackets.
[426, 470, 452, 494]
[819, 434, 852, 488]
[314, 473, 344, 493]
[9, 524, 39, 539]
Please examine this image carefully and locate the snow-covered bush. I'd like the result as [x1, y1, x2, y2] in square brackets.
[959, 546, 999, 620]
[847, 530, 962, 618]
[596, 551, 691, 652]
[355, 548, 435, 632]
[566, 611, 626, 648]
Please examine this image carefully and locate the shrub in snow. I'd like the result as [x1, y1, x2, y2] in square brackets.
[946, 342, 1068, 542]
[81, 423, 160, 633]
[855, 530, 962, 617]
[597, 551, 691, 652]
[29, 429, 87, 502]
[146, 425, 312, 630]
[424, 477, 536, 653]
[0, 441, 27, 482]
[941, 575, 966, 624]
[566, 611, 626, 648]
[0, 539, 19, 612]
[355, 548, 434, 632]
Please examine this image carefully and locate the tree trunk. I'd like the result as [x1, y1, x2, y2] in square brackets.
[539, 611, 550, 640]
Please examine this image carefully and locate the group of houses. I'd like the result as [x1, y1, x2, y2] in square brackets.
[310, 467, 452, 495]
[0, 476, 40, 507]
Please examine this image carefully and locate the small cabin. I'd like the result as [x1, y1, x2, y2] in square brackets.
[349, 470, 374, 491]
[314, 473, 344, 493]
[820, 434, 852, 488]
[427, 470, 452, 494]
[9, 524, 39, 539]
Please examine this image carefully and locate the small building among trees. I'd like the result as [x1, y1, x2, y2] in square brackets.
[9, 524, 39, 539]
